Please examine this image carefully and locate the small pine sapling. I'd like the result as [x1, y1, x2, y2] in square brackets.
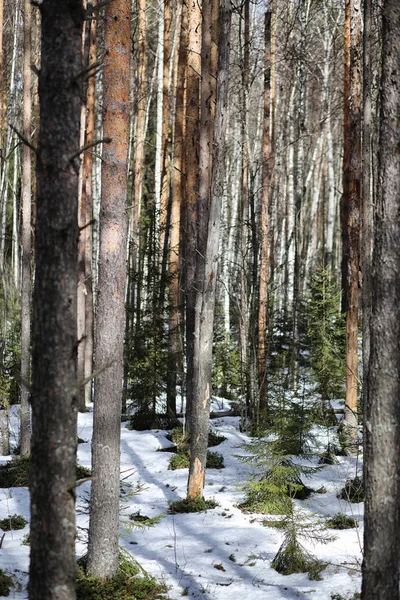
[271, 502, 335, 579]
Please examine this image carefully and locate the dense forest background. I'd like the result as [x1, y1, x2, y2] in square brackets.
[0, 0, 399, 598]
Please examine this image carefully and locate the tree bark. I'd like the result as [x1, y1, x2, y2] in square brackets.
[29, 1, 83, 598]
[20, 0, 32, 457]
[184, 0, 201, 431]
[362, 2, 400, 597]
[167, 0, 187, 416]
[342, 0, 362, 452]
[187, 0, 230, 500]
[87, 0, 130, 579]
[258, 9, 272, 416]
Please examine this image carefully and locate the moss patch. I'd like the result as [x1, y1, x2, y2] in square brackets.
[326, 513, 357, 530]
[169, 498, 218, 514]
[339, 476, 364, 503]
[0, 514, 28, 531]
[77, 550, 167, 600]
[0, 457, 91, 488]
[0, 569, 14, 596]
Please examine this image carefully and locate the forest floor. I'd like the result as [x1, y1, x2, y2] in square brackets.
[1, 400, 363, 599]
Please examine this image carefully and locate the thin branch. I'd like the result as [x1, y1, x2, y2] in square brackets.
[68, 137, 112, 162]
[9, 125, 37, 154]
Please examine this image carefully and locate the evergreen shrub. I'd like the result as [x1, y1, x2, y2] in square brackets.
[0, 514, 27, 531]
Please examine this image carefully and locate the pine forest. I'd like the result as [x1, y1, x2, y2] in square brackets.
[0, 0, 399, 598]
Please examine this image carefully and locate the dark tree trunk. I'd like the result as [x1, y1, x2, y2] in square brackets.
[29, 1, 83, 599]
[362, 2, 400, 598]
[87, 0, 130, 579]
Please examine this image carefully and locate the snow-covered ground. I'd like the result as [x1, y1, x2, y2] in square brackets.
[0, 403, 362, 599]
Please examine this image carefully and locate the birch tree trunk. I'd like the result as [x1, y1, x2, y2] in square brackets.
[362, 3, 400, 597]
[87, 0, 130, 578]
[29, 1, 83, 597]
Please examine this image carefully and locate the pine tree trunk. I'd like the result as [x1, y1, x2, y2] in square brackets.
[187, 0, 230, 500]
[87, 0, 130, 579]
[342, 0, 362, 453]
[187, 0, 219, 500]
[20, 0, 32, 457]
[362, 3, 400, 597]
[167, 0, 187, 416]
[184, 0, 201, 431]
[29, 2, 83, 598]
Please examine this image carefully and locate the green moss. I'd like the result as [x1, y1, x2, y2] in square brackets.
[0, 569, 13, 596]
[0, 514, 28, 531]
[0, 456, 30, 487]
[168, 498, 218, 514]
[326, 513, 357, 530]
[206, 451, 224, 469]
[168, 453, 189, 470]
[0, 456, 90, 488]
[76, 465, 92, 479]
[339, 476, 364, 503]
[77, 550, 166, 600]
[168, 451, 225, 471]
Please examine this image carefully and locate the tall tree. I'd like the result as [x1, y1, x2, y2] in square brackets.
[258, 8, 272, 417]
[87, 0, 130, 579]
[20, 0, 32, 456]
[187, 0, 231, 500]
[184, 0, 201, 431]
[342, 0, 362, 452]
[29, 1, 83, 598]
[167, 0, 187, 416]
[362, 2, 400, 598]
[187, 0, 219, 499]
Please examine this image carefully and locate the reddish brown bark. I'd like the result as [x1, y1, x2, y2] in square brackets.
[87, 0, 130, 578]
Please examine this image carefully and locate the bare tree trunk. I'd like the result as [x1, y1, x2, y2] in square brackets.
[362, 3, 400, 597]
[29, 1, 83, 598]
[159, 0, 171, 273]
[361, 0, 372, 426]
[187, 0, 230, 500]
[184, 0, 201, 431]
[342, 0, 362, 452]
[20, 0, 32, 457]
[87, 0, 130, 578]
[258, 9, 272, 416]
[341, 0, 351, 314]
[167, 0, 187, 416]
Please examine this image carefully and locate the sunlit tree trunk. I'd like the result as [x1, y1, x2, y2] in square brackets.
[167, 0, 187, 416]
[342, 0, 362, 452]
[362, 2, 400, 597]
[20, 0, 32, 457]
[29, 1, 83, 598]
[184, 0, 201, 431]
[87, 0, 130, 578]
[187, 0, 230, 500]
[258, 9, 272, 416]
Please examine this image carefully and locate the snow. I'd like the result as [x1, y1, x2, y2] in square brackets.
[0, 403, 362, 599]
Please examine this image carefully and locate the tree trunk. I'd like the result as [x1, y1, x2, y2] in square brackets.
[20, 0, 32, 457]
[87, 0, 130, 579]
[29, 2, 83, 598]
[184, 0, 201, 432]
[187, 0, 230, 500]
[362, 2, 400, 597]
[341, 0, 351, 314]
[258, 9, 272, 416]
[342, 0, 362, 453]
[167, 0, 187, 416]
